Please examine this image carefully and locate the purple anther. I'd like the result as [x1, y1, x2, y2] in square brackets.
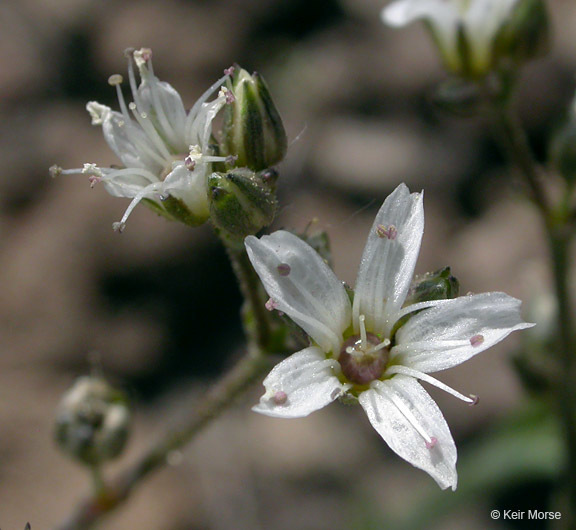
[224, 66, 235, 76]
[273, 391, 288, 405]
[376, 224, 397, 240]
[425, 437, 438, 449]
[88, 175, 102, 188]
[224, 90, 236, 104]
[265, 298, 277, 311]
[277, 263, 291, 277]
[470, 334, 484, 347]
[184, 156, 196, 171]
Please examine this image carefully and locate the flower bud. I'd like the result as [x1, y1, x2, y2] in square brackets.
[208, 168, 277, 240]
[55, 376, 131, 466]
[222, 67, 287, 171]
[494, 0, 550, 66]
[405, 267, 460, 306]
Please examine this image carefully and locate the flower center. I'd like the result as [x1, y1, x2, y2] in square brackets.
[338, 316, 390, 385]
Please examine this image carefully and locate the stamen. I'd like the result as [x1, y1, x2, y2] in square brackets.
[225, 155, 238, 166]
[470, 334, 484, 347]
[359, 315, 367, 351]
[469, 394, 479, 406]
[277, 263, 291, 277]
[386, 389, 434, 447]
[113, 181, 163, 231]
[366, 338, 391, 355]
[223, 66, 235, 76]
[265, 298, 277, 311]
[387, 366, 476, 404]
[186, 72, 229, 128]
[219, 86, 235, 104]
[425, 437, 438, 449]
[112, 221, 126, 233]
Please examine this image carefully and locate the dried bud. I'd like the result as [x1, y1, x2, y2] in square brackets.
[405, 267, 460, 306]
[495, 0, 550, 65]
[222, 67, 287, 171]
[55, 376, 131, 466]
[208, 168, 277, 240]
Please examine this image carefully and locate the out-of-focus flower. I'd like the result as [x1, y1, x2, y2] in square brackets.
[51, 48, 234, 231]
[245, 184, 533, 490]
[382, 0, 521, 78]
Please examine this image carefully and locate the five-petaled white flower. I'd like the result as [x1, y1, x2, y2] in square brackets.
[52, 48, 234, 231]
[245, 184, 533, 490]
[382, 0, 520, 77]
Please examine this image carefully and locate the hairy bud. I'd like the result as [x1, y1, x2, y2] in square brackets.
[405, 267, 460, 306]
[208, 168, 277, 240]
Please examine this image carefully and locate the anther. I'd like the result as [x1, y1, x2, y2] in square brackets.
[225, 155, 238, 166]
[265, 298, 277, 311]
[184, 156, 196, 171]
[224, 66, 235, 76]
[425, 436, 438, 449]
[88, 175, 101, 188]
[108, 74, 123, 86]
[330, 388, 342, 400]
[277, 263, 291, 276]
[470, 334, 484, 347]
[468, 394, 479, 406]
[49, 165, 63, 178]
[112, 222, 126, 233]
[123, 47, 136, 58]
[376, 224, 397, 240]
[272, 391, 288, 405]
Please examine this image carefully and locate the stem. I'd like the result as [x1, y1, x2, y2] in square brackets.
[225, 242, 273, 351]
[487, 90, 576, 529]
[56, 349, 274, 530]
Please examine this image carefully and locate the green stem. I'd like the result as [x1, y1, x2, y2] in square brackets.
[56, 349, 274, 530]
[487, 90, 576, 529]
[225, 243, 272, 351]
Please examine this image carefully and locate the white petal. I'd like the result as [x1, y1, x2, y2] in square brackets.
[252, 347, 347, 418]
[353, 184, 424, 337]
[101, 109, 164, 173]
[163, 164, 209, 218]
[245, 231, 351, 354]
[138, 77, 188, 151]
[359, 375, 457, 490]
[382, 1, 461, 70]
[392, 292, 535, 373]
[465, 0, 519, 69]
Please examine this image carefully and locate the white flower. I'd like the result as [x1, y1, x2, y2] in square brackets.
[54, 48, 234, 231]
[245, 183, 533, 490]
[382, 0, 519, 76]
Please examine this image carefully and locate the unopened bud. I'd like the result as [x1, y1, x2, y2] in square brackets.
[405, 267, 460, 306]
[55, 376, 131, 466]
[222, 67, 287, 171]
[208, 168, 277, 239]
[495, 0, 550, 65]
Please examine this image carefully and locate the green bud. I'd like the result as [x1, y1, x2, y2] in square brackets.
[495, 0, 550, 65]
[55, 376, 131, 466]
[222, 67, 287, 171]
[405, 267, 460, 306]
[208, 168, 277, 240]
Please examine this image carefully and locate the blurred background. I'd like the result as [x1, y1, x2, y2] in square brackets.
[0, 0, 574, 528]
